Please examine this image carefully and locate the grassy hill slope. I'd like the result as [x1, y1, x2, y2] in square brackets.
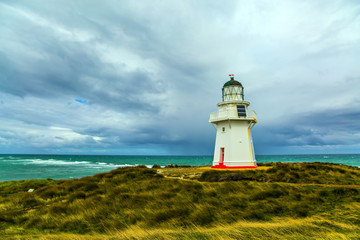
[0, 162, 359, 239]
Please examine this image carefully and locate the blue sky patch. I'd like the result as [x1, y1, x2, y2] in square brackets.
[74, 99, 87, 104]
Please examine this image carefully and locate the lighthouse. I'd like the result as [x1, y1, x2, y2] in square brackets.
[209, 74, 258, 168]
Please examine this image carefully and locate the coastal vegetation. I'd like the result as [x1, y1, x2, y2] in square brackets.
[0, 162, 359, 239]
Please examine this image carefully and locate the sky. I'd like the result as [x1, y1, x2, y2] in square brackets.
[0, 0, 360, 155]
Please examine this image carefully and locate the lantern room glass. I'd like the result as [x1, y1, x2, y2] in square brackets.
[222, 85, 244, 101]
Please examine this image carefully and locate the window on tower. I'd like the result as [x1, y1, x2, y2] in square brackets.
[237, 105, 246, 117]
[222, 127, 225, 132]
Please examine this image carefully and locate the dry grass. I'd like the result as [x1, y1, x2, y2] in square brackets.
[0, 163, 359, 239]
[2, 216, 359, 239]
[157, 166, 271, 180]
[197, 166, 272, 171]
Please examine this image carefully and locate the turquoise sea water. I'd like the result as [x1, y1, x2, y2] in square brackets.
[0, 154, 359, 182]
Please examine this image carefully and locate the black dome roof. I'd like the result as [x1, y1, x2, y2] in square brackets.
[223, 79, 243, 88]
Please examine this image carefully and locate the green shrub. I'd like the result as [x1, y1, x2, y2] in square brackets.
[135, 165, 148, 168]
[191, 206, 216, 225]
[68, 191, 86, 202]
[199, 162, 360, 185]
[83, 183, 99, 192]
[93, 172, 107, 179]
[224, 197, 248, 209]
[66, 180, 100, 192]
[198, 171, 219, 182]
[36, 186, 63, 199]
[19, 193, 40, 208]
[49, 204, 69, 214]
[0, 209, 24, 224]
[181, 182, 204, 194]
[108, 186, 131, 197]
[24, 216, 42, 228]
[292, 203, 311, 217]
[158, 191, 177, 199]
[86, 189, 104, 198]
[148, 206, 191, 225]
[218, 182, 240, 194]
[332, 188, 349, 196]
[205, 189, 217, 197]
[244, 210, 266, 221]
[319, 190, 329, 197]
[251, 189, 286, 200]
[61, 219, 90, 233]
[261, 200, 285, 215]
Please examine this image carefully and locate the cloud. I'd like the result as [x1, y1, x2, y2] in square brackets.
[0, 0, 359, 154]
[253, 104, 360, 154]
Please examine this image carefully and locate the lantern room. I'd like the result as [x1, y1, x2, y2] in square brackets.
[222, 74, 244, 102]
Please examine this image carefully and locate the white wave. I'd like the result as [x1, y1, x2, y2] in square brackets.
[86, 163, 147, 169]
[96, 163, 153, 168]
[23, 159, 91, 166]
[5, 157, 155, 169]
[107, 163, 132, 168]
[96, 162, 107, 165]
[2, 158, 45, 163]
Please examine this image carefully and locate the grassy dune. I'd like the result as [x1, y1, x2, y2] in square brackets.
[0, 162, 359, 239]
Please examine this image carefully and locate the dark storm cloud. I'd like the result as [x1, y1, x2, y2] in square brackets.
[0, 37, 163, 113]
[253, 106, 360, 152]
[0, 0, 359, 154]
[0, 1, 167, 115]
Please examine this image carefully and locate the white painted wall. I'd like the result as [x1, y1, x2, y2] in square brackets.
[210, 102, 257, 167]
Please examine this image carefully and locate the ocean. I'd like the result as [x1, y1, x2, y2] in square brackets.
[0, 154, 359, 182]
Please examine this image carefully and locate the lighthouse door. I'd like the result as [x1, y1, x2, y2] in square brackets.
[220, 148, 225, 165]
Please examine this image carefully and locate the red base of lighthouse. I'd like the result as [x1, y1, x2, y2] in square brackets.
[211, 163, 258, 169]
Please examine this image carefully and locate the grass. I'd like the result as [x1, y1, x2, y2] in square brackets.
[0, 163, 359, 239]
[199, 162, 360, 184]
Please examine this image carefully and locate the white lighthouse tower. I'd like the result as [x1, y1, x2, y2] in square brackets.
[209, 74, 258, 169]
